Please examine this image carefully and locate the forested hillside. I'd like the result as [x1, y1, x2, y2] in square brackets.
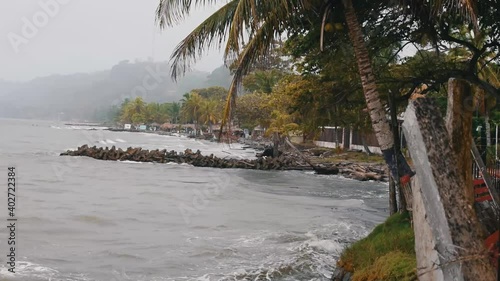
[0, 61, 231, 121]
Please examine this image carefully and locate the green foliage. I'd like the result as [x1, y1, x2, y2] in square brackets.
[120, 97, 146, 124]
[234, 92, 272, 130]
[181, 92, 203, 123]
[157, 0, 499, 140]
[113, 89, 226, 129]
[116, 97, 180, 125]
[338, 212, 416, 279]
[243, 69, 285, 94]
[266, 110, 299, 136]
[189, 86, 228, 100]
[199, 98, 221, 131]
[168, 102, 181, 123]
[352, 251, 417, 281]
[179, 88, 227, 131]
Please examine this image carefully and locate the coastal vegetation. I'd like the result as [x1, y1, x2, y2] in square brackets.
[337, 212, 416, 281]
[156, 0, 499, 182]
[152, 0, 499, 279]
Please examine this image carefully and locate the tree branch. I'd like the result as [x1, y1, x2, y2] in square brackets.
[439, 24, 480, 54]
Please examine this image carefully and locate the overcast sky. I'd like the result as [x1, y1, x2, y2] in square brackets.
[1, 0, 225, 81]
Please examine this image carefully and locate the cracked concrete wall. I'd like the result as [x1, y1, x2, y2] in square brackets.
[412, 175, 444, 281]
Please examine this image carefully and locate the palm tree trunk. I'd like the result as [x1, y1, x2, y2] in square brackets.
[342, 0, 413, 180]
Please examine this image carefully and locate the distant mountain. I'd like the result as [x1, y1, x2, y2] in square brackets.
[0, 61, 232, 121]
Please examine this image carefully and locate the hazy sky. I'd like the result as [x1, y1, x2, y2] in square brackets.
[1, 0, 225, 81]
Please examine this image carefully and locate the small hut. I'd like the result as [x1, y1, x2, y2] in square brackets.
[160, 123, 176, 132]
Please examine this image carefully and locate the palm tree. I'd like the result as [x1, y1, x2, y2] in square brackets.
[169, 102, 181, 123]
[243, 69, 284, 94]
[120, 96, 147, 124]
[181, 93, 204, 133]
[156, 0, 479, 178]
[180, 92, 191, 104]
[199, 99, 220, 133]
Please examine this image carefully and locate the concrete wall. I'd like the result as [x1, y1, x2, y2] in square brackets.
[314, 141, 382, 154]
[412, 176, 444, 281]
[349, 144, 382, 154]
[314, 127, 382, 154]
[314, 140, 343, 149]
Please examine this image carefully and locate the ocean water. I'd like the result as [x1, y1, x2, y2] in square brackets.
[0, 119, 388, 281]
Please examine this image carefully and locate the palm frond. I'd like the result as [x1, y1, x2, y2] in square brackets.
[219, 18, 280, 137]
[223, 0, 258, 64]
[320, 2, 332, 52]
[402, 0, 478, 27]
[168, 0, 301, 79]
[442, 0, 478, 29]
[156, 0, 223, 28]
[453, 0, 478, 27]
[223, 0, 300, 65]
[169, 0, 239, 79]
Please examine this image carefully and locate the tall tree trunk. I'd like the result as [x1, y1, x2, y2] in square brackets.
[388, 90, 407, 212]
[342, 0, 413, 181]
[273, 132, 280, 158]
[445, 79, 474, 204]
[342, 0, 392, 150]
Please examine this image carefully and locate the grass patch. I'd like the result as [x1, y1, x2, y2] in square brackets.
[337, 212, 416, 281]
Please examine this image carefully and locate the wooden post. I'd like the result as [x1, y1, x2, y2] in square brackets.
[445, 79, 474, 205]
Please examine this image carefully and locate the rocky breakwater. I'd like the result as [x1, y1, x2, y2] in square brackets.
[59, 145, 387, 181]
[60, 145, 309, 170]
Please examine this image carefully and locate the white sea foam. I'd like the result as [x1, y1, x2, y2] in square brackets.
[195, 274, 212, 281]
[115, 138, 126, 143]
[106, 139, 116, 144]
[304, 239, 342, 253]
[119, 160, 150, 164]
[0, 261, 59, 279]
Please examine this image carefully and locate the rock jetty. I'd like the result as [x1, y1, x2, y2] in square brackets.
[60, 145, 388, 181]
